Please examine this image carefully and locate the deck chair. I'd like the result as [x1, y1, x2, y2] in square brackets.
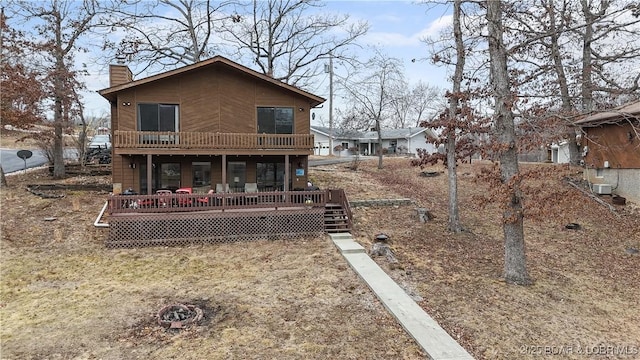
[216, 183, 230, 193]
[244, 183, 259, 204]
[156, 189, 172, 207]
[244, 183, 258, 193]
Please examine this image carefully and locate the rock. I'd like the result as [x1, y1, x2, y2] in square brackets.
[416, 208, 433, 223]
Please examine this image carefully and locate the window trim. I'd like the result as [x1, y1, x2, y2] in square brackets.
[257, 106, 294, 134]
[137, 103, 180, 132]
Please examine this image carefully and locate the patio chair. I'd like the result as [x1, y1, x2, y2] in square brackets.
[245, 183, 258, 193]
[244, 183, 259, 205]
[216, 183, 230, 193]
[189, 188, 212, 206]
[156, 189, 172, 207]
[175, 187, 193, 206]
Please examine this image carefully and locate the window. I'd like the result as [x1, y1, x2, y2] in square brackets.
[138, 104, 179, 143]
[257, 162, 285, 191]
[596, 168, 604, 178]
[139, 163, 181, 193]
[139, 104, 179, 131]
[257, 107, 293, 134]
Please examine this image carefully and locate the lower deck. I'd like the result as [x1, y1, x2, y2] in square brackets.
[105, 189, 352, 248]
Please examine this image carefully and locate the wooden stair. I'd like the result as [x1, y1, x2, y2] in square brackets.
[324, 203, 351, 233]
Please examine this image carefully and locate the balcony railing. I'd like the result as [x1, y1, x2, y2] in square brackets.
[113, 131, 314, 150]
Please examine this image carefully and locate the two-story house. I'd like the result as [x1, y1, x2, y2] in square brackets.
[98, 55, 325, 195]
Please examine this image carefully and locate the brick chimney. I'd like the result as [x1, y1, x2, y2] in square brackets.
[109, 63, 133, 87]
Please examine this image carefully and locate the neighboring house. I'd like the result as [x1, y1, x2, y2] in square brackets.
[310, 126, 437, 156]
[576, 100, 640, 203]
[550, 141, 570, 164]
[99, 56, 324, 195]
[310, 126, 332, 155]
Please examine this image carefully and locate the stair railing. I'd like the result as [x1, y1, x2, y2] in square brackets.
[327, 189, 352, 231]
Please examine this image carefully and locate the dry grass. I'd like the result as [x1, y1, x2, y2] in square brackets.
[312, 159, 640, 360]
[2, 157, 640, 359]
[1, 126, 77, 149]
[0, 129, 40, 149]
[0, 170, 423, 359]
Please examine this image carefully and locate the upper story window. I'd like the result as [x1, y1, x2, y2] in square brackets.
[257, 107, 293, 134]
[138, 104, 179, 131]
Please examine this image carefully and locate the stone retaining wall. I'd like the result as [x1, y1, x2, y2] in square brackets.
[349, 198, 413, 207]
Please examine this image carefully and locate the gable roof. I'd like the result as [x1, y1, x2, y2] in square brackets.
[310, 126, 363, 139]
[362, 127, 433, 140]
[98, 55, 325, 106]
[311, 126, 436, 140]
[575, 100, 640, 127]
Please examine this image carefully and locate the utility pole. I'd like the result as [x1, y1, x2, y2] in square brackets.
[328, 52, 334, 156]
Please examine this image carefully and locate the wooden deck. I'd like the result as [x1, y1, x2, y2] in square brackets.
[106, 189, 352, 247]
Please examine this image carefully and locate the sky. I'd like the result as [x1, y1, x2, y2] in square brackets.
[79, 1, 454, 123]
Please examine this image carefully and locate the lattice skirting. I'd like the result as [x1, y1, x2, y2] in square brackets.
[106, 208, 325, 248]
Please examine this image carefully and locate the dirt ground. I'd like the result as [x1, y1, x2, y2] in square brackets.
[2, 157, 640, 359]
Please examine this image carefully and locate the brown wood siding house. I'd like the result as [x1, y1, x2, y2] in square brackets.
[99, 56, 325, 195]
[576, 100, 640, 203]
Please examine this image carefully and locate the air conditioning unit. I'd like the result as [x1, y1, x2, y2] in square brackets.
[592, 184, 612, 195]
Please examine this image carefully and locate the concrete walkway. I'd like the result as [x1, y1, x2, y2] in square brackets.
[329, 233, 474, 360]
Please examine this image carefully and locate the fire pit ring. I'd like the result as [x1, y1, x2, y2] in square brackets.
[157, 303, 203, 329]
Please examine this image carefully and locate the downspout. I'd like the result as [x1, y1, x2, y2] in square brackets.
[94, 200, 110, 228]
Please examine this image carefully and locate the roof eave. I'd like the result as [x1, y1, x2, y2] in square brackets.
[98, 55, 325, 105]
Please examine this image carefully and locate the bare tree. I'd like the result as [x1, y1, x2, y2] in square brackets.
[506, 0, 640, 164]
[222, 0, 368, 87]
[388, 80, 412, 128]
[9, 0, 105, 178]
[577, 0, 640, 111]
[106, 0, 232, 73]
[341, 53, 405, 169]
[411, 81, 443, 127]
[415, 0, 490, 233]
[387, 81, 442, 129]
[487, 0, 531, 285]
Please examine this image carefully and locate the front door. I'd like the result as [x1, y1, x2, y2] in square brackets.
[256, 161, 285, 191]
[227, 161, 246, 192]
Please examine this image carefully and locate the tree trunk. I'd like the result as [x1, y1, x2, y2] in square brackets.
[446, 137, 462, 232]
[0, 166, 7, 187]
[52, 17, 66, 179]
[487, 0, 531, 286]
[580, 0, 595, 113]
[52, 121, 65, 178]
[376, 123, 383, 169]
[547, 0, 582, 165]
[567, 134, 581, 164]
[445, 0, 465, 233]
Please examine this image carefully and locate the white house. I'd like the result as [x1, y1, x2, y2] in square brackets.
[310, 126, 437, 156]
[310, 127, 332, 156]
[550, 141, 571, 163]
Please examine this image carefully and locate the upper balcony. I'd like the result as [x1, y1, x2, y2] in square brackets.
[112, 130, 314, 155]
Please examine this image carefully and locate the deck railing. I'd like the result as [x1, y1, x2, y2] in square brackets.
[113, 131, 314, 150]
[109, 189, 328, 214]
